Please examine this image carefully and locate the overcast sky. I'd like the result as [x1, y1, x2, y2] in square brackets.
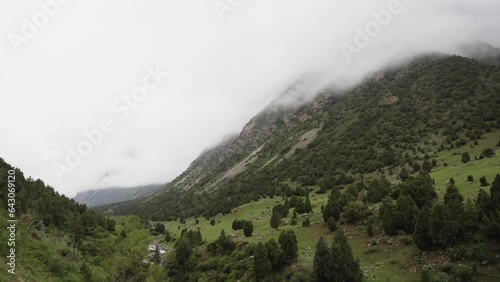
[1, 0, 499, 197]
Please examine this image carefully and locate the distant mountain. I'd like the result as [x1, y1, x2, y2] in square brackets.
[73, 184, 163, 207]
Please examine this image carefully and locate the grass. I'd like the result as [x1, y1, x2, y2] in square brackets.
[153, 132, 500, 281]
[429, 132, 500, 198]
[157, 188, 420, 281]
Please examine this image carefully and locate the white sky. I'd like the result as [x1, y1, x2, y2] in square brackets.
[1, 0, 499, 197]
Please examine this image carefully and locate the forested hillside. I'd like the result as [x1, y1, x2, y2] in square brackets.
[0, 158, 162, 281]
[103, 55, 500, 221]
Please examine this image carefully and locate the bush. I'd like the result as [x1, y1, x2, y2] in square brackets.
[467, 175, 473, 182]
[480, 176, 489, 187]
[364, 248, 379, 255]
[302, 218, 311, 227]
[482, 148, 495, 158]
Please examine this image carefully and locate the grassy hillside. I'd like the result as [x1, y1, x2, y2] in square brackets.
[150, 132, 499, 281]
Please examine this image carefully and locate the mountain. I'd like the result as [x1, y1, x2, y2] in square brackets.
[100, 53, 500, 221]
[73, 184, 163, 207]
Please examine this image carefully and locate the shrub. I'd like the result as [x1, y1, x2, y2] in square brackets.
[302, 218, 311, 227]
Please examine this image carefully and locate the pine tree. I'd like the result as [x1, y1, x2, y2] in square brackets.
[327, 216, 337, 232]
[394, 195, 419, 234]
[413, 205, 432, 251]
[491, 174, 500, 210]
[304, 196, 313, 213]
[279, 230, 298, 266]
[254, 242, 272, 281]
[243, 221, 254, 237]
[380, 197, 396, 235]
[265, 238, 282, 271]
[313, 237, 331, 282]
[175, 235, 193, 266]
[367, 221, 374, 237]
[153, 245, 161, 264]
[270, 211, 282, 230]
[329, 231, 363, 282]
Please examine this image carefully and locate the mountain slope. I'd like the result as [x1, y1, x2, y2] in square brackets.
[73, 184, 163, 207]
[101, 54, 500, 221]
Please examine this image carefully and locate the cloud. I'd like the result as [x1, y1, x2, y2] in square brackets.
[0, 0, 499, 197]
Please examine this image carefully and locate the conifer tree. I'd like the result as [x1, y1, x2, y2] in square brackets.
[270, 211, 282, 230]
[243, 221, 254, 237]
[304, 196, 313, 213]
[254, 242, 272, 281]
[491, 174, 500, 210]
[313, 237, 330, 282]
[329, 231, 363, 282]
[279, 230, 298, 266]
[414, 205, 432, 251]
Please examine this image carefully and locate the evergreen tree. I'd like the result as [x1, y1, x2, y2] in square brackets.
[313, 237, 331, 282]
[304, 196, 313, 213]
[243, 221, 254, 237]
[232, 219, 243, 230]
[279, 230, 298, 266]
[254, 242, 272, 281]
[217, 229, 236, 255]
[461, 152, 470, 163]
[153, 245, 161, 264]
[380, 197, 396, 235]
[394, 195, 419, 234]
[323, 199, 341, 222]
[491, 174, 500, 210]
[302, 217, 311, 227]
[265, 238, 282, 271]
[480, 176, 489, 187]
[422, 160, 432, 172]
[399, 168, 409, 182]
[175, 235, 193, 266]
[367, 221, 374, 237]
[329, 231, 363, 282]
[327, 216, 337, 232]
[414, 205, 433, 251]
[444, 184, 464, 204]
[270, 211, 282, 230]
[400, 172, 437, 209]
